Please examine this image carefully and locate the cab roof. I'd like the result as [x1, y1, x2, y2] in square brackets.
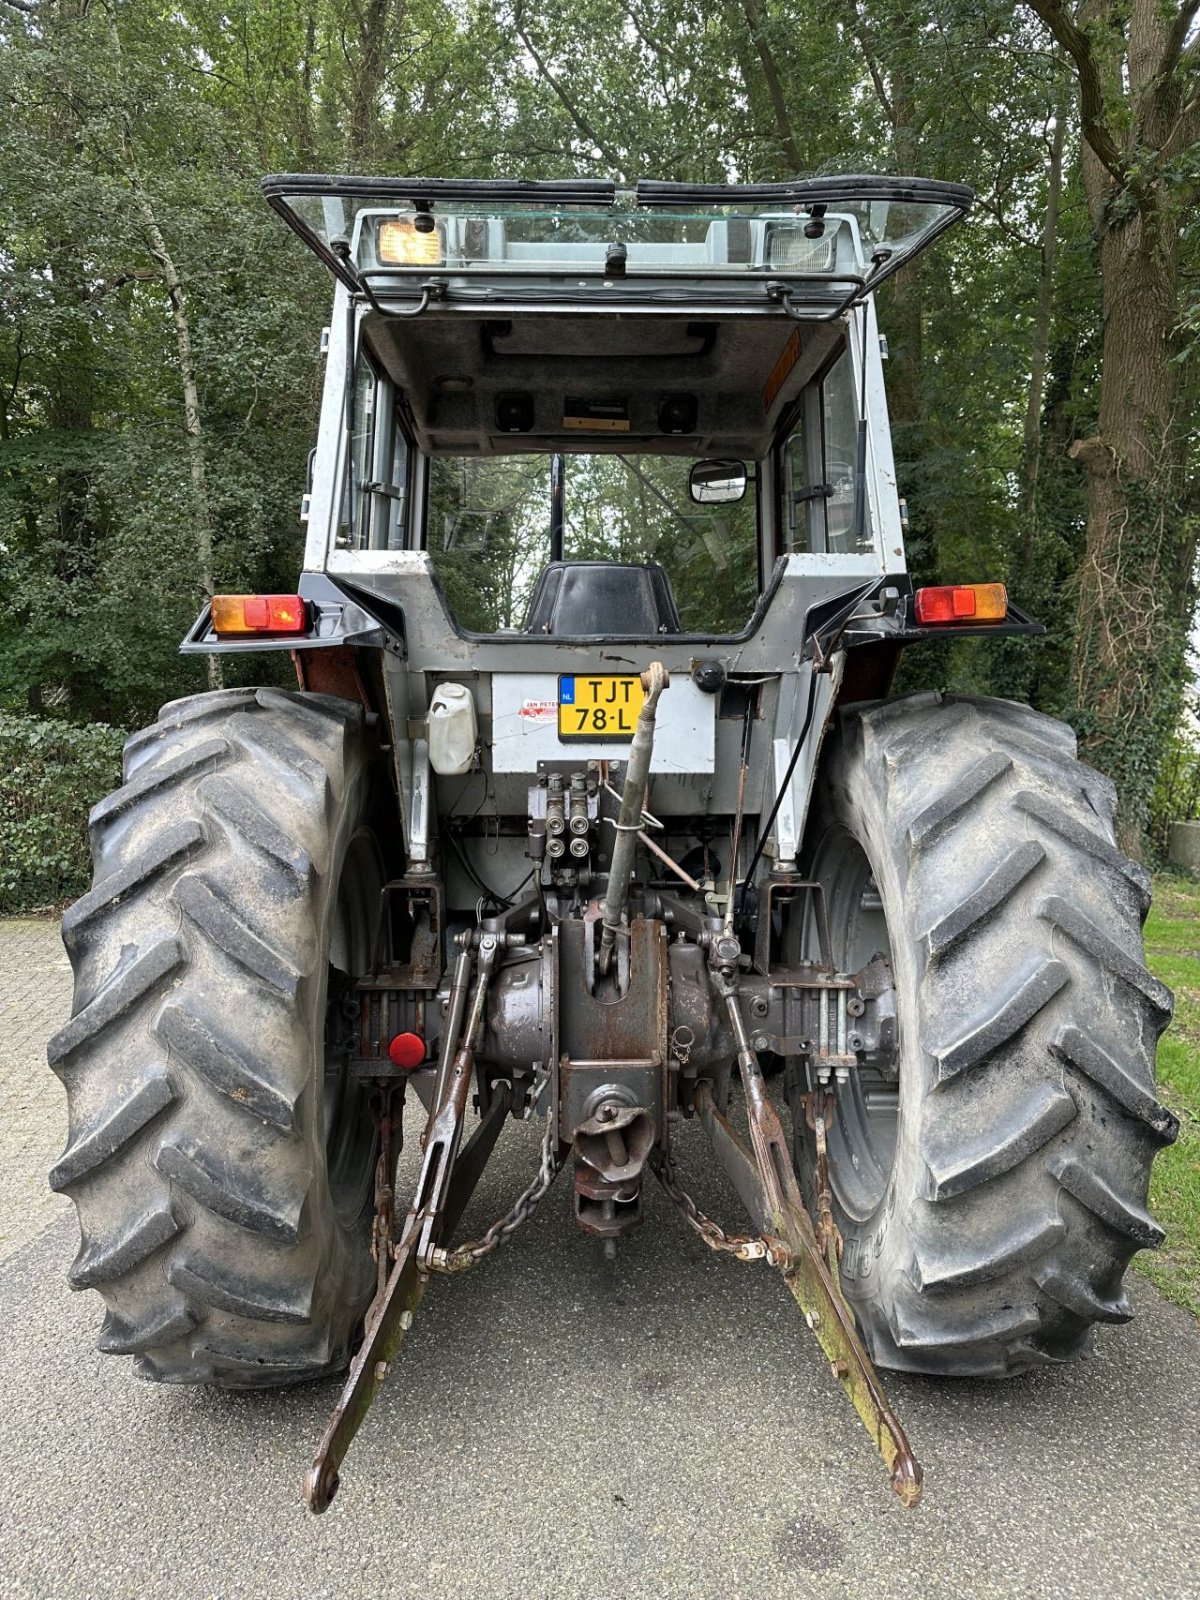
[263, 173, 972, 316]
[264, 174, 973, 458]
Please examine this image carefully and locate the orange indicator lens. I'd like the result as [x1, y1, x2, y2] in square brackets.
[211, 594, 308, 636]
[913, 583, 1007, 626]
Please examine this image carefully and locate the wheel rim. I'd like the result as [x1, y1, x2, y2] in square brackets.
[801, 825, 899, 1222]
[322, 827, 383, 1227]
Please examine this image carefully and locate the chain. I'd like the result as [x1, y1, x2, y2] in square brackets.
[804, 1090, 843, 1276]
[651, 1152, 790, 1267]
[369, 1088, 400, 1298]
[423, 1109, 563, 1273]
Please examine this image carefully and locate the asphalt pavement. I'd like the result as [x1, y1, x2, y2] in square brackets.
[2, 916, 1198, 1600]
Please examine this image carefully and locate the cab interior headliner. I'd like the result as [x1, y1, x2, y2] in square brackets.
[365, 309, 845, 459]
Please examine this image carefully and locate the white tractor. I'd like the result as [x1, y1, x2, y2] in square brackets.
[50, 174, 1177, 1511]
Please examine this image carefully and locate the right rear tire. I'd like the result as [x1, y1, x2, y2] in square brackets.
[49, 687, 385, 1387]
[791, 691, 1178, 1377]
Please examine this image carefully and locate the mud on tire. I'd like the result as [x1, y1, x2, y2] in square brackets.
[793, 692, 1178, 1377]
[48, 688, 384, 1387]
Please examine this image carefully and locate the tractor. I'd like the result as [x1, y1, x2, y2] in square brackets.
[49, 174, 1179, 1511]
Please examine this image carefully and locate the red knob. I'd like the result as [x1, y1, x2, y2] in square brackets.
[388, 1032, 426, 1070]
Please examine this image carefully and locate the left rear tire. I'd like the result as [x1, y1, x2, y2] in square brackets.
[49, 687, 383, 1387]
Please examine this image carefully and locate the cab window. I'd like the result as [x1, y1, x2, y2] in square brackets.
[338, 357, 410, 550]
[779, 344, 869, 555]
[425, 453, 759, 635]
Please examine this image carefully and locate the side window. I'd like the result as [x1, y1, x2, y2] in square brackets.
[820, 350, 863, 553]
[365, 394, 410, 551]
[337, 356, 411, 551]
[781, 422, 814, 553]
[337, 354, 377, 550]
[777, 341, 869, 555]
[383, 414, 409, 550]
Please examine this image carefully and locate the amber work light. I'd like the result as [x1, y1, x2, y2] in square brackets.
[376, 215, 445, 266]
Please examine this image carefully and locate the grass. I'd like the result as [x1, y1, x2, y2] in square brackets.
[1140, 874, 1200, 1319]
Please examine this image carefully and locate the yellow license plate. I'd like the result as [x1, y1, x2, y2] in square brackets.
[558, 674, 644, 742]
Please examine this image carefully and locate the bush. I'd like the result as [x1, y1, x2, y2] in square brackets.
[1149, 712, 1200, 866]
[0, 715, 126, 913]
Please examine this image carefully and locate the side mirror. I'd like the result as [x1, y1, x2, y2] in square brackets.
[689, 459, 747, 505]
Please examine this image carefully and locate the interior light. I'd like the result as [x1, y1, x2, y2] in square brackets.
[913, 583, 1008, 626]
[376, 215, 445, 266]
[211, 594, 308, 636]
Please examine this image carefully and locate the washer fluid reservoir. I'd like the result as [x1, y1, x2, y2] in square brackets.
[428, 682, 477, 776]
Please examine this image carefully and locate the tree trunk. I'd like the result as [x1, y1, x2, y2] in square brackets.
[1019, 110, 1065, 548]
[738, 0, 802, 172]
[106, 11, 221, 690]
[1025, 0, 1200, 852]
[1070, 159, 1186, 849]
[349, 0, 395, 160]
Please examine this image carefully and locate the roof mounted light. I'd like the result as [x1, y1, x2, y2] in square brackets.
[376, 215, 445, 267]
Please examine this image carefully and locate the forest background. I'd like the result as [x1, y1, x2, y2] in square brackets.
[1, 0, 1198, 907]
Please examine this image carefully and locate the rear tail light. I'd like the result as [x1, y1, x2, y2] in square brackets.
[211, 594, 308, 636]
[913, 583, 1007, 626]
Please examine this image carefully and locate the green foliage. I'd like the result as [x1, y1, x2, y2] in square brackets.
[0, 0, 1194, 846]
[1141, 876, 1200, 1318]
[0, 716, 126, 913]
[1067, 467, 1197, 846]
[1149, 711, 1200, 865]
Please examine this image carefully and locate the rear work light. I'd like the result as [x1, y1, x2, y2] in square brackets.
[211, 594, 308, 637]
[376, 215, 445, 267]
[913, 582, 1007, 626]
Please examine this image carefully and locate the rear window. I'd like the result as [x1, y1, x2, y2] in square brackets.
[426, 453, 759, 634]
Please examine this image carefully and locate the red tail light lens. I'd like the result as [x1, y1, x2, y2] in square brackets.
[913, 583, 1007, 626]
[388, 1032, 426, 1070]
[211, 594, 308, 636]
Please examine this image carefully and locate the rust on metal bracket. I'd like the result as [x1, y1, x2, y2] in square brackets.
[696, 977, 923, 1508]
[292, 643, 370, 704]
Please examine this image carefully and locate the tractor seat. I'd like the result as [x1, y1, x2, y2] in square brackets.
[523, 561, 682, 636]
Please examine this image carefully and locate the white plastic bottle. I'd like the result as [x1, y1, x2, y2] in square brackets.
[427, 682, 478, 775]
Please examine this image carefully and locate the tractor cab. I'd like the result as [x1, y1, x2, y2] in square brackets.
[250, 175, 970, 644]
